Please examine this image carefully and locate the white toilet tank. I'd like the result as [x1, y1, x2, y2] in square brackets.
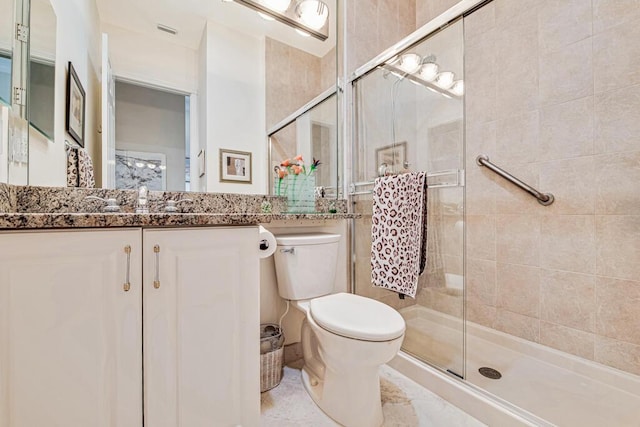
[274, 233, 341, 300]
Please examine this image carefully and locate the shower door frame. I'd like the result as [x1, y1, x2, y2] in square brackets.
[345, 0, 485, 383]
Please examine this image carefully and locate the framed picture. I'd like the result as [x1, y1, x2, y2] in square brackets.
[198, 149, 206, 178]
[376, 141, 407, 175]
[219, 149, 252, 183]
[115, 150, 167, 191]
[65, 62, 85, 147]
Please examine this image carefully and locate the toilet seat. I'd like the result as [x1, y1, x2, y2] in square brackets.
[309, 293, 405, 342]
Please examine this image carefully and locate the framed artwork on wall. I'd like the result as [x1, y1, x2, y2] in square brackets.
[219, 149, 252, 184]
[65, 62, 85, 147]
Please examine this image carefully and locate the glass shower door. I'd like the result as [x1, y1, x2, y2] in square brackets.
[351, 20, 465, 378]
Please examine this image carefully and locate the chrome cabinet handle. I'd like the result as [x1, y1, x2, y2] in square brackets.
[280, 248, 295, 254]
[153, 245, 161, 289]
[123, 245, 131, 292]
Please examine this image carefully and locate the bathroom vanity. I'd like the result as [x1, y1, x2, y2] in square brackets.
[0, 183, 355, 426]
[0, 226, 260, 426]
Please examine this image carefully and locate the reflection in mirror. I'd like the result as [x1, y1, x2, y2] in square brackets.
[29, 0, 56, 140]
[19, 0, 338, 194]
[113, 81, 189, 191]
[269, 91, 338, 197]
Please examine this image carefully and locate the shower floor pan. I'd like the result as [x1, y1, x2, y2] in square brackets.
[400, 306, 640, 427]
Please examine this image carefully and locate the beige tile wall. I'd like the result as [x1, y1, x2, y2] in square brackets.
[346, 0, 417, 75]
[265, 38, 330, 130]
[465, 0, 640, 375]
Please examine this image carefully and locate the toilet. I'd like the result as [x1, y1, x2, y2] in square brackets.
[274, 232, 406, 427]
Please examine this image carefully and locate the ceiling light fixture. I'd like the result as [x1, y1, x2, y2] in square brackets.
[229, 0, 329, 41]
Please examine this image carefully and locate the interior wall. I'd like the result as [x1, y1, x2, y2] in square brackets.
[203, 22, 266, 194]
[102, 22, 198, 94]
[29, 0, 101, 187]
[346, 0, 417, 76]
[265, 37, 322, 130]
[464, 0, 640, 376]
[114, 81, 186, 191]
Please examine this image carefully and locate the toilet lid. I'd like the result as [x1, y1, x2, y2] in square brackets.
[309, 293, 406, 342]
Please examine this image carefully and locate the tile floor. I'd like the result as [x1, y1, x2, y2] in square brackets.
[260, 362, 486, 426]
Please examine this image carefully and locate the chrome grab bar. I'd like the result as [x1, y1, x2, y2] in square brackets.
[476, 155, 554, 206]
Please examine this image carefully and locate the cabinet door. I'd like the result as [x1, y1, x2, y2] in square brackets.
[143, 227, 259, 427]
[0, 229, 143, 427]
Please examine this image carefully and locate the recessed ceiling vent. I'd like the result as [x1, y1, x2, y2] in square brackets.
[156, 24, 178, 35]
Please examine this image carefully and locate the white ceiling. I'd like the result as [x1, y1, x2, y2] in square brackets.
[95, 0, 336, 58]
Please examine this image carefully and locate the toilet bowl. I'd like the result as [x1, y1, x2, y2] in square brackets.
[274, 233, 406, 427]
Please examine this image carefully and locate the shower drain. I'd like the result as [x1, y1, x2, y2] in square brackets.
[479, 367, 502, 379]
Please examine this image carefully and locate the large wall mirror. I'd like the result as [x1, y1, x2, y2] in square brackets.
[1, 0, 341, 198]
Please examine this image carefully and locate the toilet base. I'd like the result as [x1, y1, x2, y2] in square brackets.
[301, 364, 384, 427]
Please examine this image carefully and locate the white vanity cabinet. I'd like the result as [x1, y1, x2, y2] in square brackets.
[142, 227, 260, 427]
[0, 226, 260, 427]
[0, 229, 144, 427]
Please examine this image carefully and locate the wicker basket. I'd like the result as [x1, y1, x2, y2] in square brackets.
[260, 323, 284, 392]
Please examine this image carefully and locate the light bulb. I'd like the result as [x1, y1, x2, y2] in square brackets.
[258, 11, 275, 21]
[135, 162, 145, 168]
[159, 165, 167, 170]
[397, 53, 422, 73]
[449, 80, 464, 96]
[263, 0, 291, 12]
[147, 163, 157, 169]
[435, 71, 455, 89]
[418, 62, 438, 82]
[296, 0, 329, 30]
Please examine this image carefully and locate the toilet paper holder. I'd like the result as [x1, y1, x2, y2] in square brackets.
[259, 239, 269, 251]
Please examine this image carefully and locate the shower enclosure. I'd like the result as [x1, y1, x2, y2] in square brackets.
[351, 19, 465, 379]
[349, 1, 640, 425]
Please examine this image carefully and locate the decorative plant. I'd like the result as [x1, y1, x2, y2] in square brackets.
[274, 154, 321, 196]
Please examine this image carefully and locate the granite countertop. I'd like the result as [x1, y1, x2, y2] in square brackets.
[0, 211, 360, 230]
[0, 184, 360, 230]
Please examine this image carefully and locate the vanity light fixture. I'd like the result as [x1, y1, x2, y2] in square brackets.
[258, 11, 276, 20]
[418, 62, 439, 82]
[264, 0, 291, 12]
[296, 0, 329, 30]
[397, 53, 422, 74]
[449, 80, 464, 96]
[380, 53, 463, 99]
[434, 71, 455, 89]
[229, 0, 329, 41]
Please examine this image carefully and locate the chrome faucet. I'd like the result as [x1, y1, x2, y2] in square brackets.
[136, 185, 149, 214]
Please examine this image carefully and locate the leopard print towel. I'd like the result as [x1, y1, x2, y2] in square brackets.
[371, 172, 427, 298]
